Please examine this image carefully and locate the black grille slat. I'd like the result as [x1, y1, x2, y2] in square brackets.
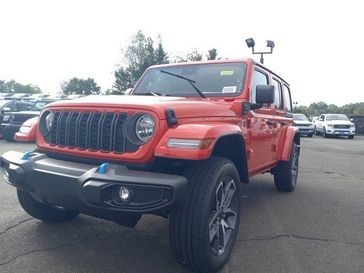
[45, 111, 132, 153]
[50, 112, 61, 145]
[78, 112, 91, 149]
[58, 112, 70, 146]
[89, 113, 103, 150]
[114, 113, 128, 153]
[68, 112, 80, 148]
[101, 113, 116, 152]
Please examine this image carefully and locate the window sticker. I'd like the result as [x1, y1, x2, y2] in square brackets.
[222, 86, 237, 93]
[220, 70, 234, 76]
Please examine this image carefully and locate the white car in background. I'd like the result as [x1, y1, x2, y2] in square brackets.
[293, 114, 314, 137]
[315, 114, 355, 139]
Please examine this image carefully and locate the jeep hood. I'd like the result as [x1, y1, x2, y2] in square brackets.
[47, 95, 237, 119]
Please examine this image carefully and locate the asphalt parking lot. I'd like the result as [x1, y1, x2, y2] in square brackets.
[0, 136, 363, 273]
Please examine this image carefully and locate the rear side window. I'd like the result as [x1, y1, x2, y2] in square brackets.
[272, 78, 282, 109]
[251, 69, 268, 103]
[282, 84, 292, 112]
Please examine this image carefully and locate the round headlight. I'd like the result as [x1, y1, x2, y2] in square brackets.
[39, 111, 54, 135]
[135, 114, 155, 143]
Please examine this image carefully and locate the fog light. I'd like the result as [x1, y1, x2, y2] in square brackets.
[119, 186, 131, 202]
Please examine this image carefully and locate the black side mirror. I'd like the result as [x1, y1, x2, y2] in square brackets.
[256, 85, 275, 104]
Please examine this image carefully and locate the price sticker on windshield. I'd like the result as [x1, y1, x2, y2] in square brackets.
[220, 70, 234, 76]
[222, 86, 237, 93]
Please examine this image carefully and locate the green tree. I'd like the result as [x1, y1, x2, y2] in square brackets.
[186, 49, 203, 61]
[61, 77, 101, 95]
[206, 48, 218, 60]
[113, 31, 169, 94]
[0, 79, 41, 94]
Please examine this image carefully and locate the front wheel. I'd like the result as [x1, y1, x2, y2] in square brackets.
[17, 189, 79, 222]
[169, 157, 241, 273]
[323, 127, 328, 138]
[274, 143, 299, 192]
[349, 135, 354, 139]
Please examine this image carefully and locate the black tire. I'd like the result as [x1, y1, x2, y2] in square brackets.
[17, 189, 79, 223]
[169, 157, 241, 273]
[348, 135, 354, 139]
[323, 127, 328, 138]
[3, 129, 15, 142]
[274, 143, 299, 192]
[308, 133, 313, 138]
[315, 129, 319, 136]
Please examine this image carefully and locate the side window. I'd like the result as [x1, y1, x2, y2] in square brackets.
[282, 84, 292, 112]
[251, 69, 268, 103]
[272, 78, 282, 109]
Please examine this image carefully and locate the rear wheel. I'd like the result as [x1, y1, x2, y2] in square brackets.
[169, 157, 241, 273]
[17, 189, 79, 223]
[274, 143, 299, 192]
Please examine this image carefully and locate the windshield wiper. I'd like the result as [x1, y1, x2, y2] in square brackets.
[160, 70, 206, 98]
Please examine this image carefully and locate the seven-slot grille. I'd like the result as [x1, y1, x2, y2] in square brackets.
[46, 111, 136, 153]
[295, 123, 311, 127]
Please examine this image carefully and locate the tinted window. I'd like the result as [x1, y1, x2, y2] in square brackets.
[282, 84, 292, 112]
[133, 63, 247, 97]
[17, 103, 30, 111]
[293, 114, 308, 121]
[272, 78, 282, 109]
[251, 69, 268, 103]
[326, 114, 349, 121]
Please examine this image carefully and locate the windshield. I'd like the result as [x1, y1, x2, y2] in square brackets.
[293, 114, 309, 121]
[133, 62, 247, 97]
[31, 101, 50, 111]
[326, 114, 349, 121]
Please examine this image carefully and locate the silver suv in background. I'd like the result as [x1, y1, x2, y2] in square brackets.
[293, 114, 314, 137]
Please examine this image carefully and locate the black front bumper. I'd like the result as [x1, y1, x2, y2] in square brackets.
[1, 151, 187, 218]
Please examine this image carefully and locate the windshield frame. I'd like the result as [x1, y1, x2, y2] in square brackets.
[132, 62, 247, 98]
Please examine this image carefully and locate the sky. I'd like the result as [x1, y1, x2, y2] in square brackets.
[0, 0, 363, 106]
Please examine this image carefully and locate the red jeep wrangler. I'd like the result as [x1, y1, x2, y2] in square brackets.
[1, 59, 300, 273]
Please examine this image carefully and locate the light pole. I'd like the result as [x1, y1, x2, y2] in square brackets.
[245, 38, 275, 64]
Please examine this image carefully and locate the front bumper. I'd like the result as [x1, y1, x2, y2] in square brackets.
[325, 129, 355, 136]
[1, 151, 187, 218]
[297, 127, 314, 135]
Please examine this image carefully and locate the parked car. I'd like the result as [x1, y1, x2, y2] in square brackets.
[1, 58, 300, 273]
[15, 116, 38, 142]
[0, 99, 55, 141]
[0, 93, 13, 100]
[315, 114, 355, 139]
[4, 93, 31, 101]
[293, 114, 314, 137]
[0, 100, 32, 124]
[22, 93, 49, 102]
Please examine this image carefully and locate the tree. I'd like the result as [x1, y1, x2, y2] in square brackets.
[113, 31, 169, 94]
[61, 77, 101, 95]
[0, 79, 41, 93]
[206, 48, 218, 60]
[186, 49, 203, 61]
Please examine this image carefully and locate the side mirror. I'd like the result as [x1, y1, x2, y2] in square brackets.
[350, 118, 354, 122]
[3, 107, 11, 113]
[256, 85, 275, 104]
